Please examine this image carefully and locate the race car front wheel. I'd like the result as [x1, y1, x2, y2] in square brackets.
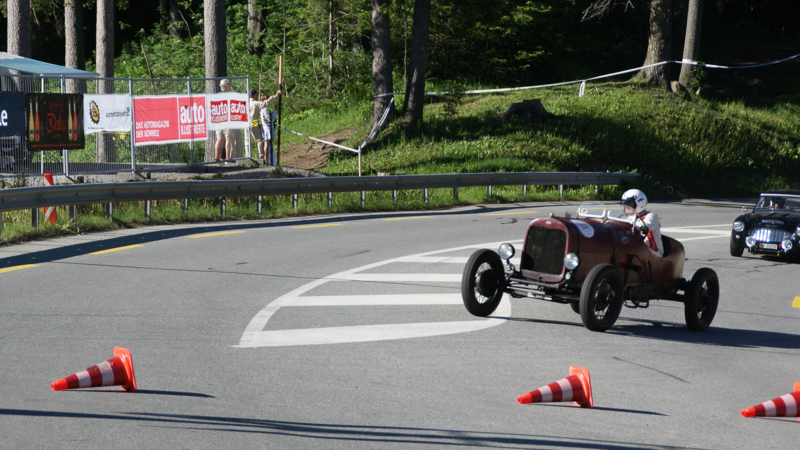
[729, 234, 744, 257]
[579, 264, 624, 332]
[461, 249, 505, 317]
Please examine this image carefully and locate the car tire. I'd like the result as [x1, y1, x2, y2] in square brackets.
[569, 302, 581, 314]
[684, 268, 719, 331]
[579, 264, 624, 332]
[729, 234, 744, 257]
[461, 249, 505, 317]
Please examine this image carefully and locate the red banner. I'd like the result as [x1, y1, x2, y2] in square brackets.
[133, 95, 207, 146]
[205, 92, 248, 131]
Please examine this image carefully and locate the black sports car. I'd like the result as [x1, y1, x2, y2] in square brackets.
[730, 190, 800, 258]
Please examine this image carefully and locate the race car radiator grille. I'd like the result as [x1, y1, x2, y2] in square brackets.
[748, 228, 792, 242]
[524, 226, 566, 275]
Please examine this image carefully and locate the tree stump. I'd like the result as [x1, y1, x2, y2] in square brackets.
[499, 99, 554, 120]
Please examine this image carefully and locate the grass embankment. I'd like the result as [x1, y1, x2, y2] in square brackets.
[2, 73, 798, 245]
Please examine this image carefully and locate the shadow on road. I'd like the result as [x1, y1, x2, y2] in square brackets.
[0, 409, 712, 449]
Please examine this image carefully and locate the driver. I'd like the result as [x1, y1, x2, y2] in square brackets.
[621, 189, 663, 257]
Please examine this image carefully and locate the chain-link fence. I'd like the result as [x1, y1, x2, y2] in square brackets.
[0, 74, 249, 177]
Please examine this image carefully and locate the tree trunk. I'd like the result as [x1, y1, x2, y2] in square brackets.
[160, 0, 169, 27]
[96, 0, 116, 163]
[246, 0, 264, 55]
[371, 0, 395, 125]
[679, 0, 703, 89]
[204, 0, 227, 162]
[65, 0, 86, 94]
[7, 0, 31, 58]
[401, 0, 431, 128]
[328, 1, 334, 91]
[169, 0, 184, 37]
[636, 0, 672, 89]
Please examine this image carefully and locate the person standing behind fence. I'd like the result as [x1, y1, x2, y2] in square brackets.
[215, 79, 234, 161]
[259, 91, 281, 165]
[248, 89, 281, 163]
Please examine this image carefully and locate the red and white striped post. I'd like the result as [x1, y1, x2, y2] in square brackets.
[43, 172, 57, 224]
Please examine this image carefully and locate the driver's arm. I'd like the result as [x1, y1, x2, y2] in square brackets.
[634, 216, 649, 235]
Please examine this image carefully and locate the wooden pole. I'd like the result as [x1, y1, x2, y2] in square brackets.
[277, 54, 283, 166]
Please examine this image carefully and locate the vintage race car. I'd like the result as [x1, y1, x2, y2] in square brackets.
[461, 202, 719, 332]
[730, 190, 800, 258]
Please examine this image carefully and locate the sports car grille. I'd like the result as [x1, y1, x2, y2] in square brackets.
[747, 228, 792, 242]
[524, 226, 566, 275]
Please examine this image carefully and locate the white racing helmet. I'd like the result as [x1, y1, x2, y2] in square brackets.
[621, 189, 648, 214]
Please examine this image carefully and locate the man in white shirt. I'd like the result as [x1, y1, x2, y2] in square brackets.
[248, 89, 281, 162]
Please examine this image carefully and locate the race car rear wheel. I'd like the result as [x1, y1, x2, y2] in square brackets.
[461, 249, 505, 317]
[579, 264, 623, 332]
[684, 268, 719, 331]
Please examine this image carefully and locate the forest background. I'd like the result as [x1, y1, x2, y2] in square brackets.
[1, 0, 800, 200]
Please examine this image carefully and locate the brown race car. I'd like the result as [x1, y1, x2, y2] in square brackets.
[461, 202, 719, 332]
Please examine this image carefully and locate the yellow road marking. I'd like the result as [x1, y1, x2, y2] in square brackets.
[292, 223, 342, 229]
[0, 264, 40, 274]
[383, 216, 433, 221]
[187, 231, 245, 238]
[793, 297, 800, 308]
[483, 210, 537, 216]
[90, 245, 143, 255]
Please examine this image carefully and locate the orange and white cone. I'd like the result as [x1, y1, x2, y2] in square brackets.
[741, 382, 800, 420]
[43, 172, 57, 224]
[51, 347, 137, 392]
[517, 366, 593, 408]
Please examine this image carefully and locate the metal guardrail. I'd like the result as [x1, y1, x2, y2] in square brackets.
[0, 172, 638, 213]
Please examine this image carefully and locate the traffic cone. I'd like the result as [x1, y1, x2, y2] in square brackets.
[51, 347, 137, 392]
[43, 172, 57, 224]
[517, 366, 593, 408]
[741, 382, 800, 419]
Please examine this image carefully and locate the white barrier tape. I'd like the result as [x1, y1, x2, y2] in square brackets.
[374, 52, 800, 98]
[362, 97, 395, 148]
[680, 53, 800, 69]
[277, 98, 395, 155]
[278, 125, 360, 154]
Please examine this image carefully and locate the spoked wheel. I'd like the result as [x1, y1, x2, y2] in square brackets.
[461, 249, 505, 317]
[684, 268, 719, 331]
[579, 264, 624, 332]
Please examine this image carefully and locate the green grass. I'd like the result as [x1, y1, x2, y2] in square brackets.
[322, 76, 800, 200]
[3, 67, 799, 245]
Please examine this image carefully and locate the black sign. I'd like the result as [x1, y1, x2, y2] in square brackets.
[0, 92, 27, 137]
[25, 93, 85, 151]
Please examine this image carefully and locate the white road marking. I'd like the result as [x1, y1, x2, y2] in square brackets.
[397, 255, 522, 267]
[284, 294, 463, 307]
[333, 273, 463, 283]
[662, 227, 730, 235]
[675, 235, 729, 242]
[245, 317, 508, 348]
[236, 241, 521, 348]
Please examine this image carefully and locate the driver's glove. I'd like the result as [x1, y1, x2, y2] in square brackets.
[634, 221, 649, 236]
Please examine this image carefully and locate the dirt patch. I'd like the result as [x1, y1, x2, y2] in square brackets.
[278, 128, 355, 170]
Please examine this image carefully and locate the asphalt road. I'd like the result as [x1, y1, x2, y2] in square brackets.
[1, 198, 798, 449]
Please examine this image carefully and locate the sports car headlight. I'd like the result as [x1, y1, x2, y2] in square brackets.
[796, 226, 800, 237]
[745, 236, 756, 248]
[498, 243, 515, 260]
[733, 221, 745, 232]
[564, 253, 580, 270]
[782, 239, 793, 251]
